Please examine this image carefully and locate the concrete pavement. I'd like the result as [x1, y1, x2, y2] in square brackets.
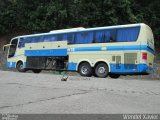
[0, 71, 160, 113]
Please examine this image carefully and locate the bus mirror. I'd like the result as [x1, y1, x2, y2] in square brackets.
[3, 44, 11, 51]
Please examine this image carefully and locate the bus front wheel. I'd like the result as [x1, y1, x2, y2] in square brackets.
[95, 63, 109, 78]
[78, 62, 92, 77]
[16, 62, 26, 72]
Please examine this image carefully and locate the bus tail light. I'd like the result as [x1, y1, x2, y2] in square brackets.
[142, 52, 147, 60]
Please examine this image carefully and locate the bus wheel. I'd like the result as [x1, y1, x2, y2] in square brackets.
[32, 69, 42, 73]
[95, 63, 109, 78]
[17, 62, 26, 72]
[109, 73, 120, 79]
[78, 62, 92, 77]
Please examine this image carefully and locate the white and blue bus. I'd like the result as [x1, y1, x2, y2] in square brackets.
[3, 23, 154, 78]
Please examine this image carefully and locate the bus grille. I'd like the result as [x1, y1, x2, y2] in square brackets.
[124, 53, 137, 69]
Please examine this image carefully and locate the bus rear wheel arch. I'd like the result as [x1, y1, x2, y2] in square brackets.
[94, 62, 109, 78]
[16, 61, 26, 72]
[78, 62, 93, 77]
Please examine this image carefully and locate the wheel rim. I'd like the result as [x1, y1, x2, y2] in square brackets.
[20, 64, 23, 69]
[98, 67, 106, 74]
[81, 66, 88, 75]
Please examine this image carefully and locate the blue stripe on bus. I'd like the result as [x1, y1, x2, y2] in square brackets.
[110, 63, 152, 73]
[74, 47, 101, 51]
[23, 45, 154, 57]
[7, 62, 26, 68]
[7, 62, 16, 68]
[25, 49, 67, 56]
[68, 62, 77, 71]
[71, 45, 154, 54]
[67, 62, 152, 74]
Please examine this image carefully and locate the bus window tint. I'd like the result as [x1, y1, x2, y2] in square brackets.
[18, 38, 25, 48]
[67, 33, 75, 44]
[110, 29, 117, 42]
[25, 37, 32, 44]
[75, 32, 93, 44]
[18, 37, 31, 48]
[58, 34, 67, 41]
[63, 34, 67, 41]
[30, 36, 44, 43]
[116, 27, 140, 42]
[44, 35, 57, 42]
[94, 31, 111, 43]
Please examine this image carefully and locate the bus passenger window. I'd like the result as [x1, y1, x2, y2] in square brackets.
[109, 29, 117, 42]
[44, 35, 57, 42]
[75, 32, 93, 44]
[58, 34, 67, 41]
[67, 33, 75, 44]
[110, 36, 114, 42]
[18, 38, 25, 48]
[94, 31, 110, 43]
[116, 27, 140, 42]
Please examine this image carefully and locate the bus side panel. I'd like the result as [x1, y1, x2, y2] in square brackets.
[25, 41, 68, 57]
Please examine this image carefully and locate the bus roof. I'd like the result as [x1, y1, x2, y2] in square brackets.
[13, 23, 145, 39]
[49, 27, 85, 33]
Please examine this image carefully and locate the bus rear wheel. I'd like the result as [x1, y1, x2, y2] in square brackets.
[32, 69, 42, 73]
[16, 62, 26, 72]
[95, 63, 109, 78]
[78, 62, 92, 77]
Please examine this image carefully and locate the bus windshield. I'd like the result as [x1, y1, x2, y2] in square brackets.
[8, 39, 18, 58]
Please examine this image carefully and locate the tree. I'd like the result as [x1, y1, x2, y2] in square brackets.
[0, 0, 159, 37]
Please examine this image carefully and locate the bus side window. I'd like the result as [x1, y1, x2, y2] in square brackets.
[94, 30, 110, 43]
[74, 32, 93, 44]
[58, 34, 67, 41]
[104, 31, 111, 42]
[87, 31, 93, 43]
[58, 34, 62, 41]
[67, 33, 75, 44]
[18, 38, 25, 48]
[25, 37, 32, 44]
[75, 32, 84, 44]
[44, 35, 57, 42]
[63, 34, 67, 41]
[109, 29, 117, 42]
[38, 36, 44, 42]
[26, 36, 44, 43]
[116, 27, 140, 42]
[94, 31, 102, 43]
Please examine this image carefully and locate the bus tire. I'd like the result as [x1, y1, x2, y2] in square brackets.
[16, 61, 26, 72]
[78, 62, 92, 77]
[32, 69, 42, 73]
[109, 73, 120, 79]
[95, 63, 109, 78]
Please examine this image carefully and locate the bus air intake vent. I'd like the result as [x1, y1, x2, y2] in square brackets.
[124, 53, 137, 69]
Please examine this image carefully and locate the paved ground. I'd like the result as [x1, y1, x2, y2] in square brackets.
[0, 71, 160, 114]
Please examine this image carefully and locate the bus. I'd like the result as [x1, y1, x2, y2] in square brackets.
[3, 23, 155, 78]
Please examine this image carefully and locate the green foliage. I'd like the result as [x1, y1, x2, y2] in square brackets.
[0, 0, 159, 35]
